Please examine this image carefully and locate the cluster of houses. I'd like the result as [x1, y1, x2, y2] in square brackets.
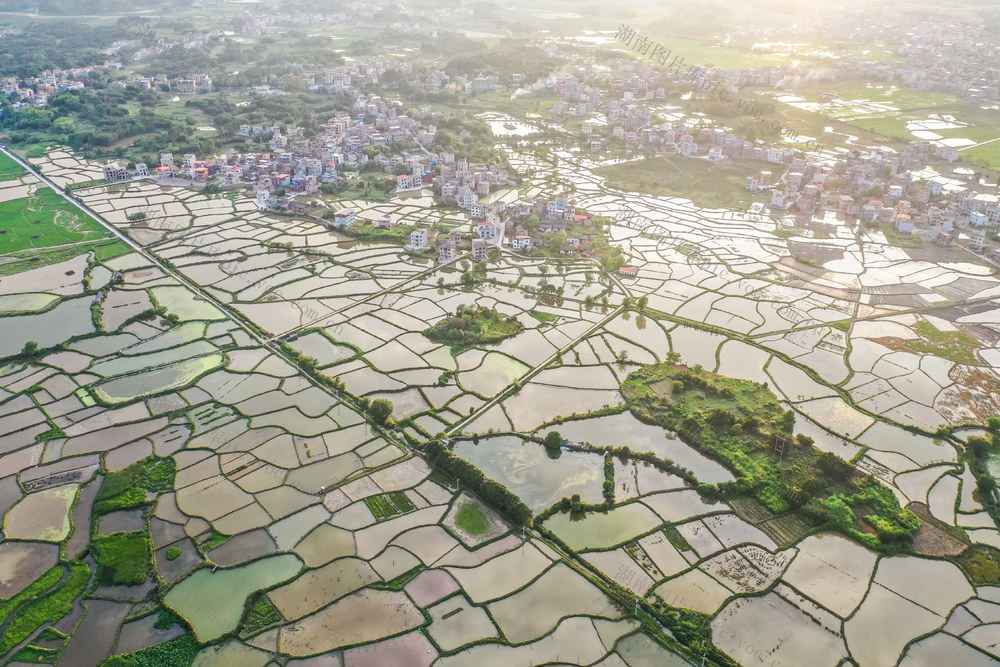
[1, 69, 89, 108]
[110, 73, 213, 94]
[741, 140, 1000, 253]
[436, 154, 516, 209]
[530, 56, 1000, 257]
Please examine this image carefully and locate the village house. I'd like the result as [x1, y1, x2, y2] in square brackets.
[512, 235, 533, 251]
[477, 221, 498, 241]
[472, 238, 488, 262]
[409, 228, 428, 250]
[333, 209, 357, 229]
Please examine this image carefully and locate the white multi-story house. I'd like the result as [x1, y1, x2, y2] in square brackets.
[477, 221, 498, 241]
[409, 228, 428, 249]
[333, 209, 357, 228]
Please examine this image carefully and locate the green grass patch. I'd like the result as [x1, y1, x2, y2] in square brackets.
[94, 241, 133, 262]
[102, 634, 200, 667]
[594, 156, 764, 210]
[956, 544, 1000, 585]
[871, 222, 924, 249]
[0, 187, 109, 254]
[200, 531, 229, 550]
[423, 305, 524, 351]
[330, 219, 415, 244]
[365, 491, 416, 521]
[0, 152, 25, 181]
[663, 525, 693, 552]
[240, 596, 283, 636]
[92, 531, 152, 586]
[528, 309, 559, 323]
[93, 456, 176, 514]
[0, 561, 90, 655]
[455, 502, 489, 535]
[166, 547, 182, 561]
[902, 320, 979, 365]
[0, 240, 116, 276]
[960, 141, 1000, 170]
[12, 644, 61, 663]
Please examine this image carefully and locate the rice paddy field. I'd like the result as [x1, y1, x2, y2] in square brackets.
[1, 143, 999, 666]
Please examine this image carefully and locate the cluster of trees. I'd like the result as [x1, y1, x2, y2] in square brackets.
[0, 20, 128, 78]
[432, 115, 501, 165]
[358, 397, 394, 427]
[967, 430, 999, 521]
[424, 439, 532, 525]
[320, 175, 396, 200]
[443, 40, 557, 82]
[423, 305, 524, 348]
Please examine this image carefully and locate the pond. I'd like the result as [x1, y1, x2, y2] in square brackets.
[164, 553, 302, 641]
[542, 502, 662, 550]
[90, 340, 218, 377]
[0, 297, 95, 357]
[94, 354, 224, 403]
[150, 285, 226, 321]
[452, 436, 604, 513]
[552, 412, 735, 484]
[458, 352, 530, 397]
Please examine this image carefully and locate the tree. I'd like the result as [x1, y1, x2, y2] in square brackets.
[545, 431, 563, 450]
[978, 473, 997, 493]
[817, 451, 852, 481]
[488, 246, 501, 264]
[538, 264, 549, 275]
[778, 409, 796, 433]
[21, 341, 38, 357]
[369, 399, 393, 425]
[967, 436, 992, 459]
[393, 163, 410, 175]
[53, 116, 76, 134]
[637, 295, 648, 312]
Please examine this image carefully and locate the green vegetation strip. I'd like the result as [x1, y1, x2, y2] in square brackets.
[102, 635, 200, 667]
[93, 457, 176, 515]
[0, 561, 90, 655]
[622, 362, 919, 549]
[0, 566, 64, 628]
